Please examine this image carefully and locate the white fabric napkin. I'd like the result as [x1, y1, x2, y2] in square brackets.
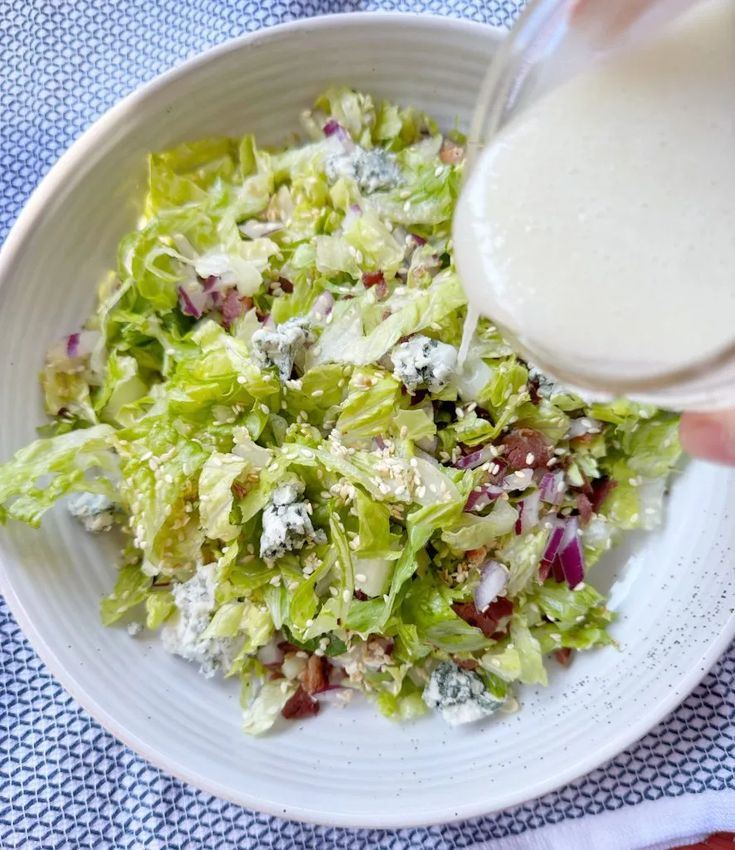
[474, 791, 734, 850]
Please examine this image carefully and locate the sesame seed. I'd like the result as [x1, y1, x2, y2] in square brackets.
[259, 403, 270, 415]
[355, 573, 367, 583]
[305, 618, 314, 627]
[236, 376, 246, 385]
[164, 474, 174, 484]
[526, 452, 535, 465]
[313, 389, 324, 398]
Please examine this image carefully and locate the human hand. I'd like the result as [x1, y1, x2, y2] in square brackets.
[680, 411, 735, 465]
[570, 0, 700, 44]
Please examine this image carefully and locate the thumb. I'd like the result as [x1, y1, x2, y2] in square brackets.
[679, 410, 735, 465]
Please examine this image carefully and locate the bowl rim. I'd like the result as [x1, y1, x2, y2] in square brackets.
[1, 10, 734, 830]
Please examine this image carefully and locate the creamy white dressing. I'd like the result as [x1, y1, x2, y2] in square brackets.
[454, 0, 735, 390]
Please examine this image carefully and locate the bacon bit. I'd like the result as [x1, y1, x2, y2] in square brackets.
[281, 687, 320, 719]
[240, 295, 254, 311]
[579, 474, 594, 496]
[576, 492, 594, 527]
[539, 560, 553, 583]
[301, 654, 331, 695]
[528, 379, 541, 405]
[486, 456, 508, 485]
[362, 270, 385, 288]
[277, 640, 301, 654]
[502, 429, 551, 470]
[268, 669, 285, 681]
[466, 547, 488, 565]
[353, 589, 369, 601]
[455, 657, 479, 670]
[452, 598, 514, 640]
[278, 276, 294, 294]
[255, 308, 269, 322]
[439, 139, 465, 164]
[232, 481, 248, 499]
[367, 635, 394, 656]
[554, 648, 574, 667]
[590, 477, 618, 513]
[571, 432, 596, 446]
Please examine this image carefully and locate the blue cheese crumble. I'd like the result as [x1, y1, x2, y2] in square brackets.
[161, 563, 236, 678]
[527, 365, 568, 400]
[260, 481, 325, 562]
[251, 318, 312, 381]
[423, 661, 502, 726]
[67, 492, 116, 533]
[391, 335, 457, 393]
[325, 145, 400, 194]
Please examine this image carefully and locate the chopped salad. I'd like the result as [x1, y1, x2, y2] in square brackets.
[0, 89, 681, 733]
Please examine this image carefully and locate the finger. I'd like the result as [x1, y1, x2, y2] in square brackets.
[570, 0, 700, 45]
[679, 410, 735, 465]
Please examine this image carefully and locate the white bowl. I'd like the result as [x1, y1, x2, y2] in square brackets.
[1, 12, 734, 829]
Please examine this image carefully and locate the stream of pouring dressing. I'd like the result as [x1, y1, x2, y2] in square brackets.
[454, 0, 735, 392]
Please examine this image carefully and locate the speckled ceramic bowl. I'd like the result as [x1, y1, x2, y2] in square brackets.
[0, 12, 734, 829]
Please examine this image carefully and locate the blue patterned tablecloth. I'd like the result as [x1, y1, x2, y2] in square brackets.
[1, 2, 734, 848]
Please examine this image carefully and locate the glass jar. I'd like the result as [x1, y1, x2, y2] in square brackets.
[457, 0, 735, 410]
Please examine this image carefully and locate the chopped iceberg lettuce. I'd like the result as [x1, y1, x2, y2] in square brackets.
[0, 88, 681, 735]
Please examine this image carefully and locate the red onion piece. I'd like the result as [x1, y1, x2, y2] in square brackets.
[66, 333, 80, 358]
[515, 489, 541, 534]
[323, 119, 353, 149]
[464, 484, 503, 513]
[310, 291, 334, 320]
[558, 535, 585, 588]
[541, 520, 565, 566]
[221, 289, 243, 328]
[201, 274, 219, 292]
[543, 516, 586, 588]
[559, 515, 580, 551]
[474, 560, 509, 613]
[503, 467, 534, 491]
[539, 470, 566, 505]
[178, 285, 207, 319]
[454, 445, 496, 470]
